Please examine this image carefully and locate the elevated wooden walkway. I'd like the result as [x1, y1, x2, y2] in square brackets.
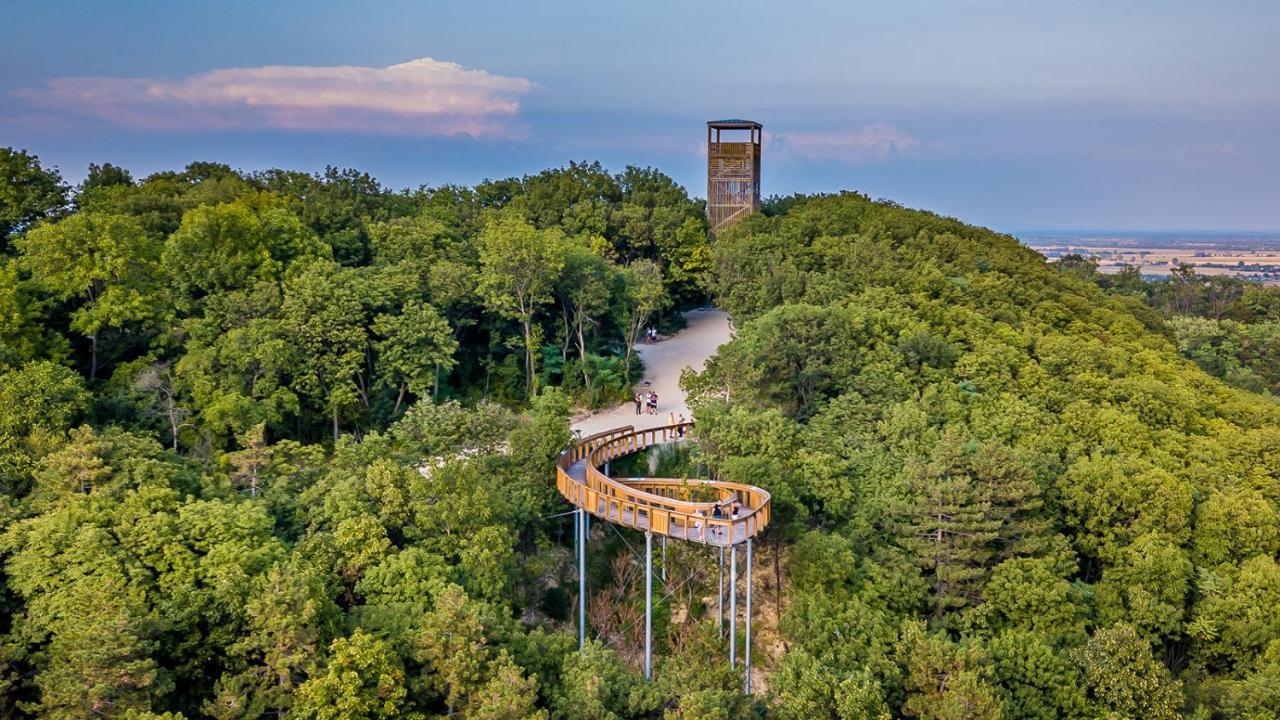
[556, 422, 771, 547]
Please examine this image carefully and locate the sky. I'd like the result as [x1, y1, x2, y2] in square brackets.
[3, 1, 1278, 231]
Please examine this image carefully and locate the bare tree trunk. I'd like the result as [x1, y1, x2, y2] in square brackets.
[576, 315, 592, 399]
[393, 383, 406, 415]
[90, 330, 99, 380]
[433, 362, 441, 401]
[523, 317, 535, 398]
[332, 410, 340, 444]
[561, 307, 571, 363]
[623, 315, 646, 386]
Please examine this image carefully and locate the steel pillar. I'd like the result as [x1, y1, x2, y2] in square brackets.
[661, 536, 667, 582]
[578, 508, 586, 650]
[744, 538, 753, 694]
[729, 543, 738, 666]
[645, 531, 653, 680]
[717, 546, 724, 636]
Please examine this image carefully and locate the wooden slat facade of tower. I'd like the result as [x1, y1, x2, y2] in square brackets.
[706, 120, 762, 234]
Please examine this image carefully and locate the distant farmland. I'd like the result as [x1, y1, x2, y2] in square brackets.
[1017, 230, 1280, 284]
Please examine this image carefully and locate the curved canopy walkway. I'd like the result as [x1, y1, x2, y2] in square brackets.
[556, 422, 771, 547]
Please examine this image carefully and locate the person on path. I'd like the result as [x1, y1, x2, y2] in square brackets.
[633, 392, 642, 415]
[677, 414, 686, 437]
[669, 412, 676, 426]
[648, 391, 658, 414]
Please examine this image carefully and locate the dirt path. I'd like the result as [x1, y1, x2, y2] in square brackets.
[571, 308, 731, 437]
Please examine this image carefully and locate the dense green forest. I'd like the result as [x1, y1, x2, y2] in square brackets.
[1, 147, 1279, 718]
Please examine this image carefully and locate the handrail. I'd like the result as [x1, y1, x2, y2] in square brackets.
[556, 422, 770, 547]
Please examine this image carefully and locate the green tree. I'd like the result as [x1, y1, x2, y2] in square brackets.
[290, 630, 417, 720]
[1074, 625, 1182, 720]
[0, 147, 68, 248]
[208, 559, 340, 718]
[163, 194, 328, 299]
[557, 245, 615, 400]
[372, 300, 457, 413]
[477, 214, 566, 398]
[30, 572, 164, 719]
[1190, 555, 1280, 670]
[897, 621, 1004, 720]
[281, 261, 369, 441]
[16, 212, 162, 378]
[617, 258, 668, 386]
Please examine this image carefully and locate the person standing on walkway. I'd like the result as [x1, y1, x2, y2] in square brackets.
[633, 392, 643, 415]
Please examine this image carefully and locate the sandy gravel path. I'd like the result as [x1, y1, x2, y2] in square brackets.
[571, 308, 731, 437]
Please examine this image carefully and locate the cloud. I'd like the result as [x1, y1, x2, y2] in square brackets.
[775, 123, 920, 163]
[14, 58, 533, 138]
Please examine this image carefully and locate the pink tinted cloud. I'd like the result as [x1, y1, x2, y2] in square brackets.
[14, 58, 533, 138]
[777, 123, 920, 163]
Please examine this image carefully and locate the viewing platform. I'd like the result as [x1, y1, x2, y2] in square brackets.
[555, 422, 771, 546]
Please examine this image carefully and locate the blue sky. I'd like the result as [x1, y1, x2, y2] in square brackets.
[3, 1, 1277, 231]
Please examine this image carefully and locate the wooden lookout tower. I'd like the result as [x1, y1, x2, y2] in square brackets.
[706, 119, 762, 234]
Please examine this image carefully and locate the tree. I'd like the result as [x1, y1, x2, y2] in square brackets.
[897, 621, 1004, 720]
[30, 572, 165, 719]
[1190, 487, 1280, 567]
[80, 162, 134, 196]
[1190, 555, 1280, 670]
[617, 258, 668, 386]
[0, 258, 59, 368]
[208, 559, 340, 718]
[291, 630, 418, 720]
[466, 651, 547, 720]
[0, 147, 68, 248]
[372, 300, 458, 413]
[896, 441, 1001, 619]
[132, 361, 192, 450]
[0, 360, 88, 439]
[555, 640, 650, 720]
[414, 585, 498, 715]
[281, 261, 369, 441]
[16, 212, 162, 378]
[557, 245, 615, 399]
[477, 214, 566, 398]
[1074, 624, 1182, 720]
[986, 630, 1090, 720]
[163, 194, 328, 300]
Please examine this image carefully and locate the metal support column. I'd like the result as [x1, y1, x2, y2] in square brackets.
[717, 546, 724, 636]
[744, 538, 753, 694]
[729, 543, 738, 666]
[578, 508, 586, 650]
[661, 536, 667, 582]
[645, 531, 653, 680]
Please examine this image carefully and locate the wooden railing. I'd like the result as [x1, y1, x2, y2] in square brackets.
[556, 423, 770, 546]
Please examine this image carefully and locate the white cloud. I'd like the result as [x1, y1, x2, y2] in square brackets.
[775, 123, 920, 163]
[14, 58, 533, 138]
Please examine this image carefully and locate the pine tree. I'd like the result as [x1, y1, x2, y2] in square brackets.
[897, 438, 999, 618]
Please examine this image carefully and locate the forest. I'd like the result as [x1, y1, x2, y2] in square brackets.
[1, 146, 1279, 719]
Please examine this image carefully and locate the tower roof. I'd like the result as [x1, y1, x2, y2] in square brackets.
[707, 119, 762, 129]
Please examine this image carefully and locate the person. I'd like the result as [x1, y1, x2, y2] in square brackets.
[676, 414, 686, 437]
[669, 412, 676, 426]
[633, 392, 642, 415]
[648, 391, 658, 414]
